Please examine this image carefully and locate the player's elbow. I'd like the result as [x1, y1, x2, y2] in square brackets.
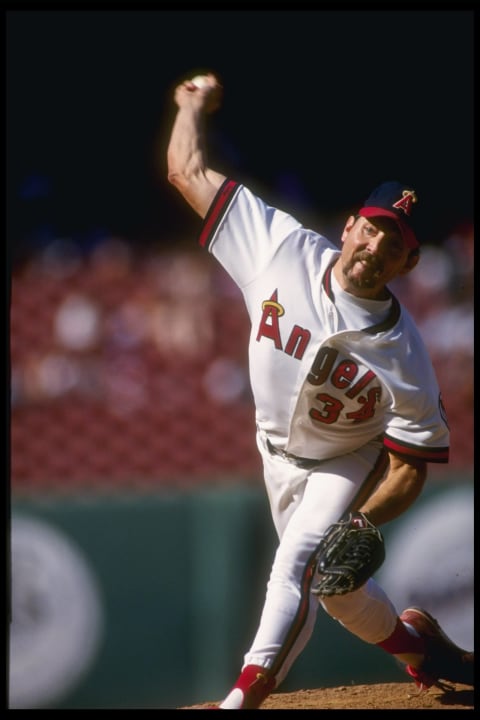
[166, 145, 190, 187]
[167, 169, 186, 191]
[166, 172, 211, 219]
[167, 163, 196, 203]
[167, 152, 186, 186]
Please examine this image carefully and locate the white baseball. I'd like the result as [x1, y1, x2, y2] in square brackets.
[191, 75, 210, 89]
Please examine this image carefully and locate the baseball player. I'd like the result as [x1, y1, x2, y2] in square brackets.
[166, 72, 474, 709]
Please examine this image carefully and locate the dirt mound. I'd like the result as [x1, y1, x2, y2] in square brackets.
[181, 681, 474, 710]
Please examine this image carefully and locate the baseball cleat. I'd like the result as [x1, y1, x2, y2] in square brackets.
[400, 607, 474, 690]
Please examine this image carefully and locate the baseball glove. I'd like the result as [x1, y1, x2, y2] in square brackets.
[311, 512, 385, 597]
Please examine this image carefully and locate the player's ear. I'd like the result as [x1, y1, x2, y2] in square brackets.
[398, 250, 420, 275]
[341, 215, 358, 243]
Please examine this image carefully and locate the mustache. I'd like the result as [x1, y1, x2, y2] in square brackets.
[353, 252, 383, 274]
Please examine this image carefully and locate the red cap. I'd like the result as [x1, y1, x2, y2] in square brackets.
[358, 181, 419, 250]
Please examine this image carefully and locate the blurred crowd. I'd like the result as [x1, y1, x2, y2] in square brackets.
[10, 220, 473, 494]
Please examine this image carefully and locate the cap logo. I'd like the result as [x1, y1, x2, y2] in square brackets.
[392, 189, 417, 218]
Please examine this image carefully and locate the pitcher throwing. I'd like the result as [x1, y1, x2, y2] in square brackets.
[165, 71, 474, 709]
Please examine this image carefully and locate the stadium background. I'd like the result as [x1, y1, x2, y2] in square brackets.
[7, 8, 473, 709]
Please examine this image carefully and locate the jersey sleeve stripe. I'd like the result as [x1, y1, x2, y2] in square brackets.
[198, 178, 240, 248]
[383, 435, 449, 463]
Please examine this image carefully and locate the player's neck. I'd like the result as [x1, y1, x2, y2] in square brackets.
[332, 258, 390, 301]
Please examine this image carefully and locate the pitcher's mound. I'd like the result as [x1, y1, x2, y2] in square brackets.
[180, 681, 474, 710]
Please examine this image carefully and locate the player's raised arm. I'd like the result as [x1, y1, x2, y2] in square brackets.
[167, 73, 226, 218]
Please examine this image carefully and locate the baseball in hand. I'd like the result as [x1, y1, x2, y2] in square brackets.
[189, 73, 221, 113]
[191, 75, 211, 89]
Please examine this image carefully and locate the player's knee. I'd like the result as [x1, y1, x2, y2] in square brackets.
[318, 586, 365, 620]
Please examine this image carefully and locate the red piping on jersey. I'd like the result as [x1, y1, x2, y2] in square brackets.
[384, 435, 449, 463]
[268, 449, 389, 680]
[198, 178, 239, 248]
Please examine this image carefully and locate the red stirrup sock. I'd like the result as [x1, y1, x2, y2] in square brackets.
[376, 616, 425, 667]
[218, 664, 276, 709]
[377, 617, 425, 655]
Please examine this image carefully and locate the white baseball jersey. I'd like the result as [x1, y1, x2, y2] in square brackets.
[199, 180, 449, 465]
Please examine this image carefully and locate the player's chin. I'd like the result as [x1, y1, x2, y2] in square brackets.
[347, 270, 379, 291]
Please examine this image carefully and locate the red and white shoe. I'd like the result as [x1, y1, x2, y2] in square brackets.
[400, 607, 474, 691]
[212, 665, 275, 709]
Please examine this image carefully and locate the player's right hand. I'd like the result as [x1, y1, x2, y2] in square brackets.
[174, 72, 222, 114]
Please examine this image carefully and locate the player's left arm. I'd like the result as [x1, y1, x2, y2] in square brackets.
[358, 451, 427, 527]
